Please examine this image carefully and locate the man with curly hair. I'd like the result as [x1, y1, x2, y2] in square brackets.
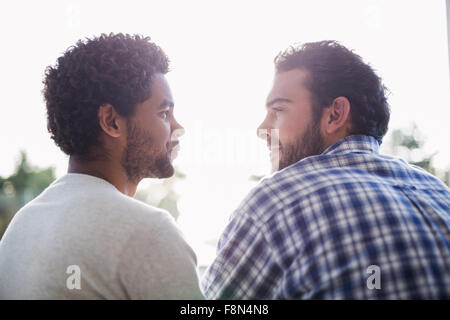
[0, 33, 204, 299]
[202, 40, 450, 299]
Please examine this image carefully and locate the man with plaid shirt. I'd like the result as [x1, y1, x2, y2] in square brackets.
[201, 41, 450, 299]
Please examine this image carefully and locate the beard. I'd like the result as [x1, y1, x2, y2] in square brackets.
[276, 120, 326, 171]
[121, 121, 174, 183]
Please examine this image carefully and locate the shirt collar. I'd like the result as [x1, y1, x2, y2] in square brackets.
[321, 135, 380, 156]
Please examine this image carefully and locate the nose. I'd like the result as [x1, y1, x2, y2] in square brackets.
[256, 114, 271, 141]
[171, 119, 185, 140]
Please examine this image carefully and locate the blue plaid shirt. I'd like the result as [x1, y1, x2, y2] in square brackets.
[201, 135, 450, 299]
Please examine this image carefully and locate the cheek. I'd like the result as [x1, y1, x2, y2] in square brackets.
[153, 118, 171, 136]
[277, 117, 294, 145]
[140, 119, 171, 150]
[279, 118, 306, 147]
[157, 124, 171, 147]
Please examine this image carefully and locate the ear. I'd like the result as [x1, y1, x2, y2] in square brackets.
[98, 104, 124, 138]
[323, 96, 351, 135]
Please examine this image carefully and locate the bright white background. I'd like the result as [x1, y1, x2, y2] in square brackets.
[1, 0, 449, 267]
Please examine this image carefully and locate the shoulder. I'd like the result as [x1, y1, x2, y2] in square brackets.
[237, 154, 348, 223]
[58, 176, 177, 229]
[109, 191, 171, 223]
[115, 200, 203, 299]
[22, 174, 179, 241]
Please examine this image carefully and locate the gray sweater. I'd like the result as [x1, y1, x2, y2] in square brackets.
[0, 173, 204, 299]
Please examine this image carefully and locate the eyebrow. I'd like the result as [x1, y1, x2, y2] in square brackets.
[266, 98, 293, 108]
[158, 99, 174, 109]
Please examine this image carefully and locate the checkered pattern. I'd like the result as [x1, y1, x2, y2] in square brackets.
[201, 135, 450, 299]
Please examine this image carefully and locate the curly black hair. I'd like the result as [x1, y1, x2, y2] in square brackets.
[274, 40, 390, 144]
[43, 33, 169, 156]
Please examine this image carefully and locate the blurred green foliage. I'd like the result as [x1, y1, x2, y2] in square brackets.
[388, 124, 449, 186]
[0, 151, 56, 239]
[134, 169, 186, 221]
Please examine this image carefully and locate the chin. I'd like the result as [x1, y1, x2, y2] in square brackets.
[159, 165, 175, 179]
[142, 167, 173, 180]
[156, 159, 175, 179]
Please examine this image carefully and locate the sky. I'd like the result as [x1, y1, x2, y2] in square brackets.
[0, 0, 449, 267]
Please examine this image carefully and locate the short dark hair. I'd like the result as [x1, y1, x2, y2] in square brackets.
[274, 40, 390, 144]
[43, 33, 169, 156]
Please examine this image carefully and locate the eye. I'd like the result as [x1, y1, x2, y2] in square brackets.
[272, 107, 284, 117]
[159, 110, 169, 120]
[273, 107, 284, 112]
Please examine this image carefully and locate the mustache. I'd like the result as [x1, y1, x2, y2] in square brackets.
[167, 140, 179, 150]
[257, 128, 281, 150]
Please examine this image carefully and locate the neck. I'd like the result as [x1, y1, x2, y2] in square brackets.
[68, 155, 139, 197]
